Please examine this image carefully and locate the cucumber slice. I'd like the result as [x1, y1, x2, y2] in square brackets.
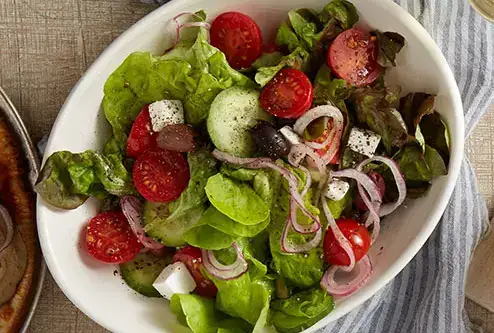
[120, 252, 171, 297]
[207, 86, 273, 157]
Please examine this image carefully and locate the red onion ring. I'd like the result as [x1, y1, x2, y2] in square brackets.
[357, 156, 406, 217]
[298, 165, 311, 198]
[321, 197, 356, 271]
[165, 12, 211, 53]
[201, 243, 248, 280]
[0, 205, 14, 255]
[281, 213, 323, 253]
[121, 197, 165, 250]
[288, 144, 328, 203]
[320, 255, 373, 297]
[293, 105, 344, 164]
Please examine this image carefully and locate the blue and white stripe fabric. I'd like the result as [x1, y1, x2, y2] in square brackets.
[320, 1, 493, 332]
[140, 0, 494, 332]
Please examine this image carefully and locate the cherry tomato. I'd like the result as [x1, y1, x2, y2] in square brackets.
[323, 218, 371, 266]
[328, 28, 382, 87]
[173, 246, 218, 298]
[210, 12, 263, 69]
[354, 171, 386, 211]
[133, 150, 190, 202]
[126, 105, 157, 159]
[260, 68, 314, 119]
[84, 211, 142, 264]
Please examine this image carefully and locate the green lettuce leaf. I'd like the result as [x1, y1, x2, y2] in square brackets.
[351, 85, 407, 153]
[317, 0, 358, 29]
[170, 294, 252, 333]
[205, 173, 270, 225]
[313, 64, 352, 109]
[275, 22, 304, 53]
[269, 182, 324, 288]
[374, 31, 406, 68]
[168, 149, 218, 219]
[183, 219, 237, 250]
[424, 144, 448, 177]
[143, 149, 217, 246]
[271, 288, 334, 333]
[212, 271, 274, 330]
[220, 164, 259, 182]
[393, 144, 431, 182]
[35, 150, 135, 209]
[202, 207, 270, 238]
[326, 189, 352, 219]
[287, 10, 321, 49]
[252, 52, 284, 69]
[420, 113, 450, 165]
[254, 47, 310, 87]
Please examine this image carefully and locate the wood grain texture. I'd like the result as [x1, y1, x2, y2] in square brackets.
[0, 0, 156, 332]
[1, 0, 493, 332]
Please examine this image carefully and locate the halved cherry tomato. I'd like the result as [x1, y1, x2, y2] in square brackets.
[173, 246, 218, 298]
[126, 105, 157, 159]
[133, 150, 190, 202]
[84, 211, 142, 264]
[323, 218, 371, 266]
[328, 28, 382, 87]
[260, 68, 313, 119]
[354, 171, 386, 211]
[210, 12, 263, 69]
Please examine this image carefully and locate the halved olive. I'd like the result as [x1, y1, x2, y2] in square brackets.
[251, 121, 290, 159]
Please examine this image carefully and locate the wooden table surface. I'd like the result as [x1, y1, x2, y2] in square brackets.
[1, 1, 493, 332]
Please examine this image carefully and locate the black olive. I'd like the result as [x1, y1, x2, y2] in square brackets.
[251, 121, 290, 159]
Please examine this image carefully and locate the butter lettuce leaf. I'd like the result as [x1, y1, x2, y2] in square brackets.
[272, 288, 334, 333]
[254, 47, 310, 87]
[170, 294, 251, 333]
[36, 150, 135, 209]
[205, 173, 270, 226]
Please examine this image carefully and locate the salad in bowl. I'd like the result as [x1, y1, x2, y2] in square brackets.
[36, 1, 450, 332]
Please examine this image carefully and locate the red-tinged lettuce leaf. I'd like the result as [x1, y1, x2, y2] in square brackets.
[351, 86, 408, 153]
[373, 31, 406, 68]
[398, 93, 436, 135]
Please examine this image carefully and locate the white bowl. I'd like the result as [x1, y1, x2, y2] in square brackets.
[37, 0, 464, 332]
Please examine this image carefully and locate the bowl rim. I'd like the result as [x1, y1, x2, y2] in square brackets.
[37, 0, 464, 331]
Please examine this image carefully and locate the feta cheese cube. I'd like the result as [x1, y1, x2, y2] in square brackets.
[152, 262, 196, 300]
[323, 178, 350, 201]
[347, 127, 381, 157]
[280, 126, 302, 145]
[149, 100, 184, 132]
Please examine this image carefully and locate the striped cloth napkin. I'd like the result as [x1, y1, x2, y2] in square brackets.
[140, 0, 494, 332]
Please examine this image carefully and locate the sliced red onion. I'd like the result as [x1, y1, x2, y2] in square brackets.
[293, 105, 344, 142]
[321, 198, 356, 271]
[298, 165, 311, 198]
[121, 196, 164, 250]
[288, 144, 328, 204]
[165, 12, 211, 52]
[293, 105, 344, 165]
[331, 169, 382, 203]
[201, 243, 248, 280]
[320, 255, 373, 297]
[357, 156, 406, 217]
[281, 214, 323, 253]
[0, 205, 14, 255]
